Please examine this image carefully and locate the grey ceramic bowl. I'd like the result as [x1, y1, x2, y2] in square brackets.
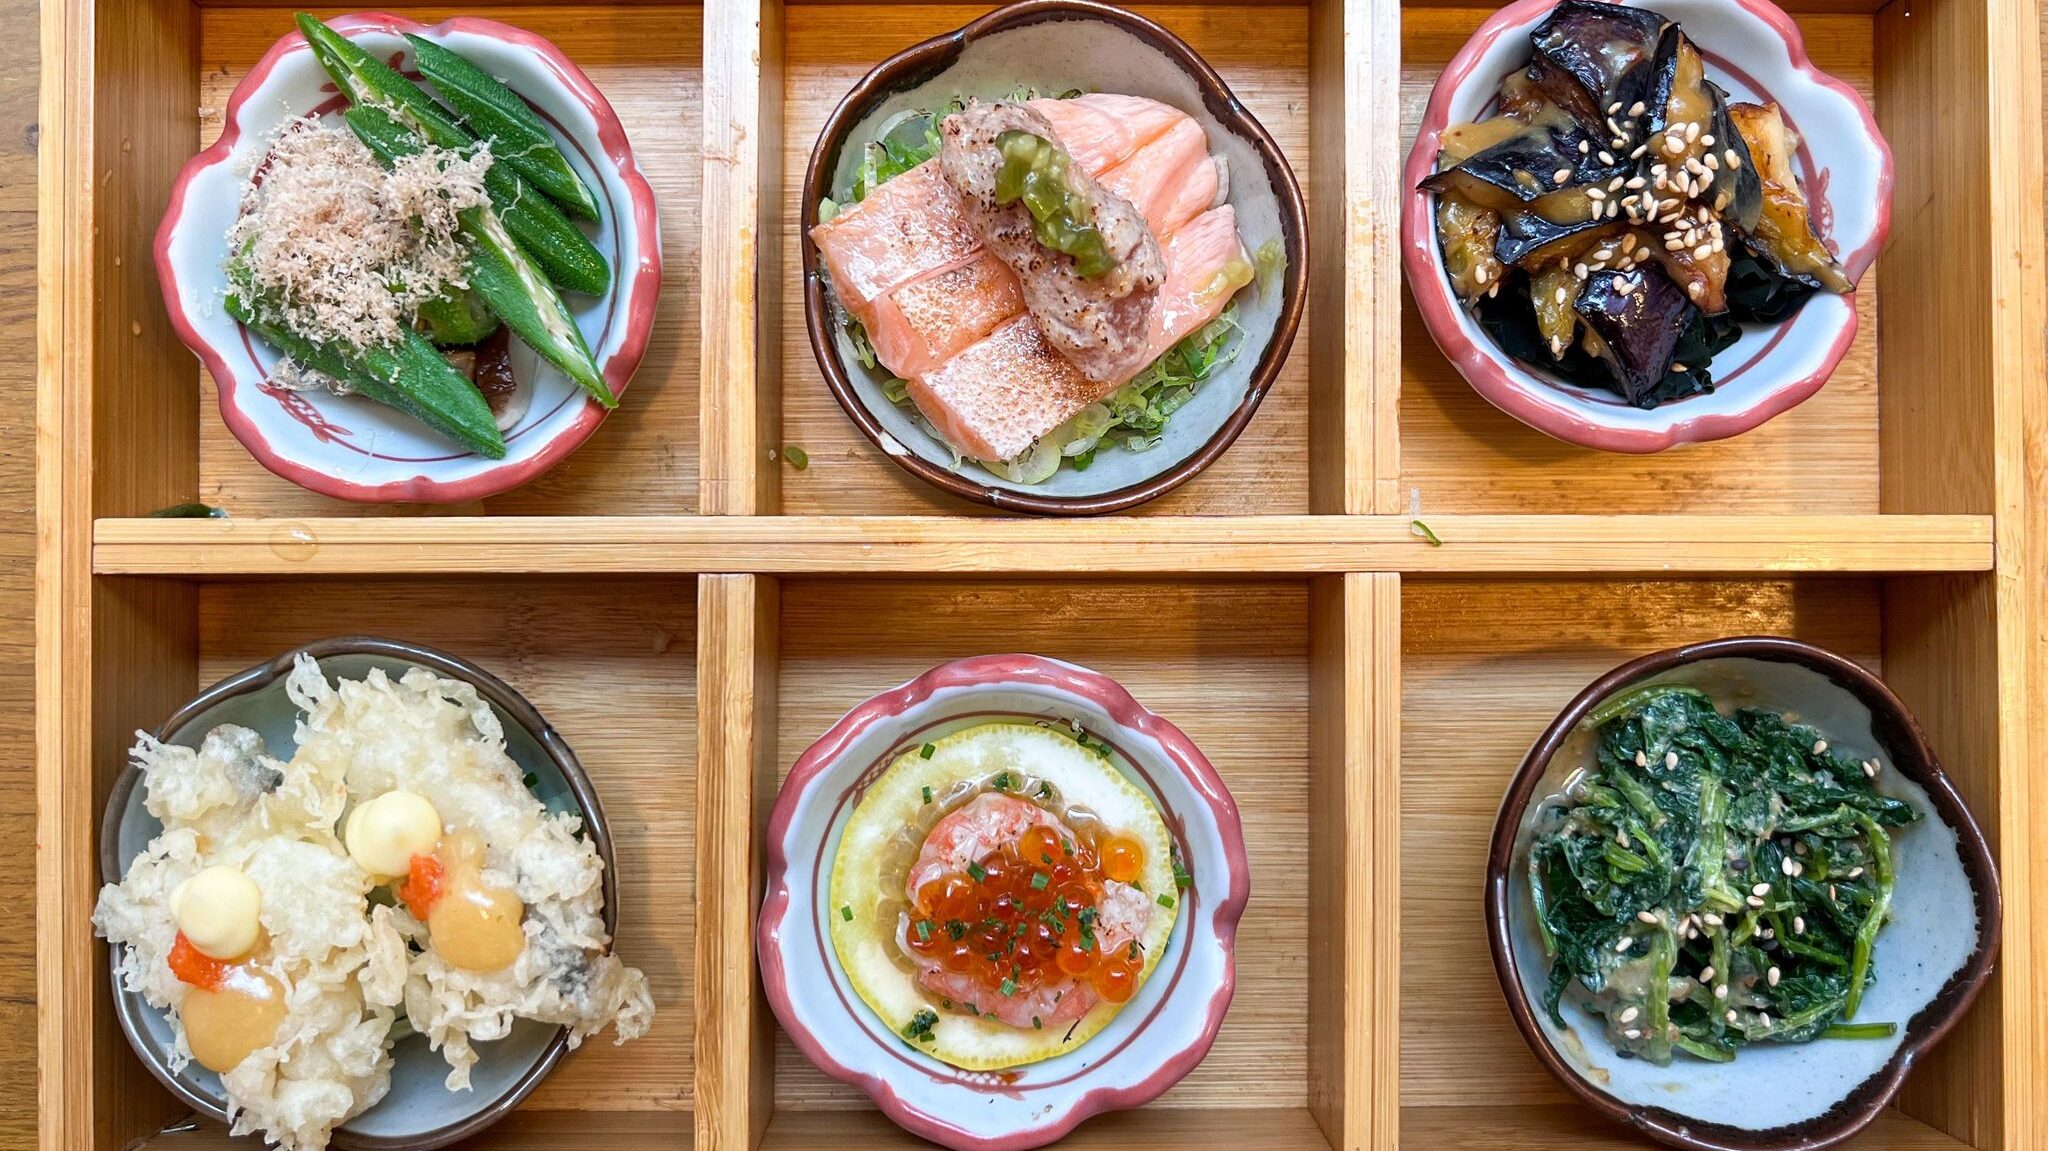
[99, 637, 617, 1150]
[1487, 637, 1999, 1151]
[801, 0, 1308, 515]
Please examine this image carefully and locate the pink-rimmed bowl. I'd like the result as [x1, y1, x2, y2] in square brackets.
[154, 12, 661, 503]
[1401, 0, 1891, 453]
[759, 655, 1249, 1151]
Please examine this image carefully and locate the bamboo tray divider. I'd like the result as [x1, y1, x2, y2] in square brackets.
[32, 0, 2047, 1150]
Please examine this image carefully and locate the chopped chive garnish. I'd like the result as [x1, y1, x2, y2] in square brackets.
[915, 919, 933, 942]
[993, 771, 1014, 790]
[922, 785, 933, 804]
[1000, 977, 1017, 997]
[840, 905, 853, 922]
[1157, 893, 1176, 909]
[920, 743, 936, 759]
[1039, 781, 1053, 799]
[1031, 872, 1050, 890]
[946, 919, 967, 940]
[1410, 518, 1444, 547]
[1032, 1015, 1043, 1029]
[967, 861, 987, 882]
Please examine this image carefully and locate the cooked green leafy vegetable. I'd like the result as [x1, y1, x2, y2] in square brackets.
[1528, 684, 1916, 1064]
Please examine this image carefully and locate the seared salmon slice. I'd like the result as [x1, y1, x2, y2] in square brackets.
[810, 160, 982, 311]
[865, 252, 1026, 379]
[910, 315, 1109, 462]
[1141, 205, 1252, 361]
[1027, 93, 1184, 174]
[1097, 117, 1221, 240]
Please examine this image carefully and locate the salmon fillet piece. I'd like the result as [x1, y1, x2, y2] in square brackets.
[810, 160, 982, 311]
[1098, 117, 1221, 241]
[1141, 205, 1252, 361]
[909, 315, 1109, 462]
[1027, 94, 1185, 175]
[864, 252, 1026, 378]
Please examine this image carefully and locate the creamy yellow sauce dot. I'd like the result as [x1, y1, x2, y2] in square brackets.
[424, 830, 526, 973]
[183, 967, 287, 1073]
[170, 864, 263, 961]
[345, 790, 443, 878]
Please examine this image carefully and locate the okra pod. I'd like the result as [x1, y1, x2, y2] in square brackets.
[416, 283, 502, 346]
[344, 104, 616, 409]
[298, 13, 611, 295]
[224, 291, 508, 459]
[405, 32, 601, 221]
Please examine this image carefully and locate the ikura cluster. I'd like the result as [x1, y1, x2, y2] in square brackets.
[905, 817, 1151, 1006]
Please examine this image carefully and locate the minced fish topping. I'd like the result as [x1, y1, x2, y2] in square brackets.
[226, 115, 492, 354]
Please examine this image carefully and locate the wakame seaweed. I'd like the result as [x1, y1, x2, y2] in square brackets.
[1527, 684, 1917, 1064]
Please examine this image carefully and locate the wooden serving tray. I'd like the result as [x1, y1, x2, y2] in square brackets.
[32, 1, 2047, 1149]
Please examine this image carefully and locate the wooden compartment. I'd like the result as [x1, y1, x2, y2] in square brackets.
[719, 0, 1346, 517]
[1392, 0, 1991, 519]
[1400, 574, 2007, 1150]
[97, 1, 705, 519]
[695, 576, 1364, 1148]
[69, 575, 701, 1149]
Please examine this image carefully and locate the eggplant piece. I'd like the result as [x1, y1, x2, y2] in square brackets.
[1496, 209, 1621, 267]
[1437, 194, 1505, 304]
[1573, 266, 1699, 406]
[1726, 101, 1851, 293]
[1705, 83, 1763, 230]
[1528, 1, 1671, 132]
[1636, 34, 1758, 228]
[1424, 117, 1618, 208]
[1530, 263, 1581, 356]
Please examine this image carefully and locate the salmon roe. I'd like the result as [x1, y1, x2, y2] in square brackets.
[167, 931, 232, 991]
[906, 820, 1145, 1003]
[398, 851, 447, 920]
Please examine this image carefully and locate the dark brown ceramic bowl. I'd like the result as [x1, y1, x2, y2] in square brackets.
[1486, 636, 2000, 1151]
[800, 0, 1308, 515]
[99, 637, 617, 1150]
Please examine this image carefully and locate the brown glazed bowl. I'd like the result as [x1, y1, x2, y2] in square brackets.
[800, 0, 1308, 515]
[99, 636, 616, 1150]
[1486, 636, 1999, 1151]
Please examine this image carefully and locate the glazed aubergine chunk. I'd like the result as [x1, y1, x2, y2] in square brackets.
[1422, 0, 1856, 407]
[1528, 1, 1672, 132]
[1574, 267, 1698, 406]
[1727, 101, 1851, 293]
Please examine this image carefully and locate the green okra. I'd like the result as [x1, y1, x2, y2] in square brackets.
[405, 32, 601, 221]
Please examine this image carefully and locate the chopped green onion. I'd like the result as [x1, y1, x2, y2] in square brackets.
[840, 905, 853, 922]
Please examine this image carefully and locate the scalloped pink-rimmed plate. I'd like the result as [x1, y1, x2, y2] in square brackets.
[1401, 0, 1891, 454]
[759, 655, 1249, 1151]
[154, 12, 660, 503]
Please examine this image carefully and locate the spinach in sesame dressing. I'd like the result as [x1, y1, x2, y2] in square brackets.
[1527, 684, 1917, 1065]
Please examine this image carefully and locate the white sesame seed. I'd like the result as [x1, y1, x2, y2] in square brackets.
[1830, 884, 1839, 901]
[1693, 243, 1714, 261]
[1575, 263, 1589, 281]
[1687, 281, 1704, 299]
[1863, 759, 1880, 778]
[1704, 152, 1720, 170]
[1617, 828, 1631, 848]
[1699, 965, 1716, 982]
[1624, 1028, 1642, 1039]
[1726, 150, 1743, 170]
[1700, 134, 1715, 147]
[1726, 1009, 1739, 1023]
[1634, 750, 1648, 767]
[1782, 857, 1797, 876]
[1793, 916, 1806, 934]
[1747, 895, 1766, 908]
[1580, 140, 1592, 155]
[1555, 286, 1568, 305]
[1665, 134, 1686, 155]
[1608, 101, 1624, 115]
[1606, 200, 1619, 218]
[1767, 967, 1781, 987]
[1759, 926, 1774, 940]
[1848, 866, 1864, 879]
[1587, 187, 1607, 201]
[1685, 122, 1701, 142]
[1753, 882, 1772, 896]
[1628, 101, 1646, 117]
[1715, 983, 1729, 1000]
[1487, 283, 1499, 297]
[1598, 150, 1615, 165]
[1554, 168, 1572, 185]
[1616, 937, 1634, 953]
[1607, 116, 1623, 136]
[1638, 910, 1660, 924]
[1794, 840, 1808, 856]
[1625, 176, 1646, 190]
[1812, 739, 1828, 755]
[1704, 913, 1723, 927]
[1664, 751, 1678, 769]
[1620, 1005, 1640, 1023]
